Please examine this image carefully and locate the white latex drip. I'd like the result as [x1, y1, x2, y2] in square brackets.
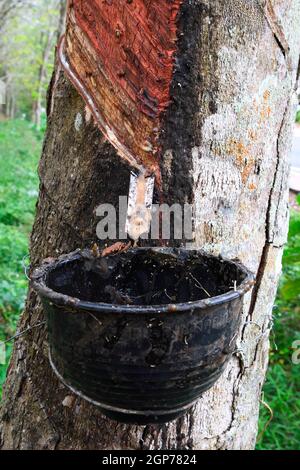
[126, 172, 155, 241]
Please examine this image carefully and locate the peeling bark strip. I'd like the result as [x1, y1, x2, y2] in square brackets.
[61, 0, 183, 185]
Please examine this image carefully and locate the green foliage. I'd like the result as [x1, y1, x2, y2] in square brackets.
[280, 210, 300, 302]
[257, 208, 300, 450]
[257, 364, 300, 450]
[0, 119, 41, 397]
[0, 0, 60, 119]
[296, 109, 300, 124]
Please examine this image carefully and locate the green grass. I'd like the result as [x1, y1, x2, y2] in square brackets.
[257, 207, 300, 450]
[0, 119, 41, 396]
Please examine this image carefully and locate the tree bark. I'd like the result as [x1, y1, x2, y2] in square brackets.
[1, 0, 300, 450]
[56, 0, 66, 40]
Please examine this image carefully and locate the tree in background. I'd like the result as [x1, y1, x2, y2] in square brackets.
[0, 0, 63, 126]
[0, 0, 300, 450]
[0, 0, 23, 31]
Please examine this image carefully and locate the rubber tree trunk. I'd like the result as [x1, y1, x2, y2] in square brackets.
[56, 0, 66, 41]
[1, 0, 300, 450]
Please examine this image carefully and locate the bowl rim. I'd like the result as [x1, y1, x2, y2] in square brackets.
[31, 247, 255, 315]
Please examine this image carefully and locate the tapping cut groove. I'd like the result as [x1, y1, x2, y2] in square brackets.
[60, 0, 184, 187]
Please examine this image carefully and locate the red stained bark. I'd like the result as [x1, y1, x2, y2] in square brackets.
[60, 0, 183, 184]
[74, 0, 182, 119]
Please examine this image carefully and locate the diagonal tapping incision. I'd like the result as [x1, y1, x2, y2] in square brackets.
[59, 0, 184, 187]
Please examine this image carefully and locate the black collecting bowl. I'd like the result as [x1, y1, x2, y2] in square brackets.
[31, 247, 254, 424]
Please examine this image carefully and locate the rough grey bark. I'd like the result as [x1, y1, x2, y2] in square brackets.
[1, 0, 300, 450]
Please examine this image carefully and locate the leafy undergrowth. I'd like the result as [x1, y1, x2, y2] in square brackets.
[0, 119, 41, 397]
[257, 204, 300, 450]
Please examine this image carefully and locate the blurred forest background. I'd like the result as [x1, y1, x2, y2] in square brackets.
[0, 0, 65, 127]
[0, 0, 299, 450]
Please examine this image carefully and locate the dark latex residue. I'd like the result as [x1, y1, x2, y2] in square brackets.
[46, 249, 247, 306]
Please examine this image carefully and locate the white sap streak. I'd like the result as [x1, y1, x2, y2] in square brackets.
[125, 172, 155, 241]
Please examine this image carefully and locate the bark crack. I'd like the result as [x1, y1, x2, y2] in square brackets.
[247, 97, 290, 320]
[261, 0, 290, 63]
[217, 95, 293, 449]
